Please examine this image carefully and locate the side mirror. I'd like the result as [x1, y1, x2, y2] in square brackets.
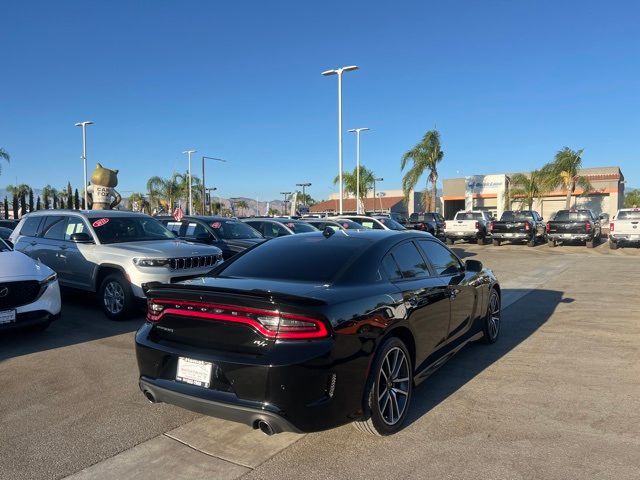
[464, 259, 483, 272]
[70, 232, 94, 243]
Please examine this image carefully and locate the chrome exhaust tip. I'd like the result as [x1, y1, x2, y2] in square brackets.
[257, 420, 275, 436]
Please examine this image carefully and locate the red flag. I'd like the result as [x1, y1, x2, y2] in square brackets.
[173, 206, 184, 222]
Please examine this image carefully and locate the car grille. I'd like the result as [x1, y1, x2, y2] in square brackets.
[0, 281, 42, 309]
[169, 255, 221, 270]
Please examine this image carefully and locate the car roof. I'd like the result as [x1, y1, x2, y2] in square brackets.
[25, 209, 152, 219]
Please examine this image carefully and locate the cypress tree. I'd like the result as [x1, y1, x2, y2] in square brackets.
[66, 183, 73, 209]
[36, 196, 42, 210]
[74, 189, 80, 210]
[28, 188, 34, 212]
[3, 197, 8, 219]
[53, 194, 58, 209]
[42, 192, 49, 210]
[19, 192, 26, 217]
[12, 195, 18, 219]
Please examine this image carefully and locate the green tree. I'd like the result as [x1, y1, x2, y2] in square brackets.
[267, 207, 280, 216]
[235, 200, 249, 216]
[147, 173, 187, 212]
[36, 196, 41, 211]
[53, 194, 58, 209]
[0, 148, 9, 176]
[129, 192, 150, 213]
[509, 170, 544, 210]
[28, 188, 34, 212]
[19, 191, 26, 217]
[541, 147, 592, 209]
[12, 195, 18, 219]
[401, 129, 444, 212]
[624, 188, 640, 208]
[65, 182, 73, 209]
[297, 193, 316, 206]
[74, 189, 80, 210]
[3, 197, 8, 219]
[333, 165, 376, 207]
[42, 185, 57, 210]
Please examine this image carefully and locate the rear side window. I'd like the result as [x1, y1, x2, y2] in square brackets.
[164, 221, 183, 235]
[183, 221, 207, 237]
[418, 240, 462, 276]
[381, 254, 402, 281]
[65, 218, 88, 241]
[388, 242, 429, 279]
[19, 217, 42, 237]
[42, 217, 68, 240]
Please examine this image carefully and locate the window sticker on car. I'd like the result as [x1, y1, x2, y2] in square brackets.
[286, 223, 295, 228]
[92, 218, 109, 228]
[211, 222, 222, 229]
[342, 223, 349, 228]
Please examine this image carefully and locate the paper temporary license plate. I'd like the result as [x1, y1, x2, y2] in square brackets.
[505, 233, 514, 237]
[0, 309, 16, 325]
[176, 357, 213, 388]
[562, 233, 573, 238]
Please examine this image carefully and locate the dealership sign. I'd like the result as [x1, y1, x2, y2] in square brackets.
[464, 174, 507, 216]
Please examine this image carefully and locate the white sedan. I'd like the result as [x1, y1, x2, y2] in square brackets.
[0, 238, 61, 332]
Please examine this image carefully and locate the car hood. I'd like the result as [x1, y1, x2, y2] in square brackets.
[0, 250, 54, 281]
[97, 240, 222, 257]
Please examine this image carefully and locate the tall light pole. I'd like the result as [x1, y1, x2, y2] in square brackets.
[201, 156, 226, 214]
[182, 150, 196, 214]
[296, 182, 311, 204]
[74, 121, 94, 209]
[322, 65, 359, 214]
[347, 127, 369, 214]
[280, 191, 291, 215]
[373, 177, 383, 213]
[206, 187, 217, 215]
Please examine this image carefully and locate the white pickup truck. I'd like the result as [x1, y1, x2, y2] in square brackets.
[609, 208, 640, 249]
[444, 210, 493, 245]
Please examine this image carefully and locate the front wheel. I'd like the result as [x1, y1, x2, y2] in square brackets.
[586, 239, 594, 248]
[99, 273, 134, 320]
[483, 289, 501, 344]
[609, 239, 618, 250]
[353, 337, 413, 436]
[446, 237, 454, 245]
[527, 237, 536, 247]
[548, 238, 556, 247]
[492, 238, 501, 246]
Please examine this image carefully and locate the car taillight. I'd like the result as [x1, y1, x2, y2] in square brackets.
[475, 221, 479, 230]
[610, 222, 614, 232]
[524, 221, 530, 231]
[489, 222, 494, 232]
[419, 223, 427, 230]
[545, 223, 550, 233]
[146, 299, 329, 339]
[585, 222, 591, 232]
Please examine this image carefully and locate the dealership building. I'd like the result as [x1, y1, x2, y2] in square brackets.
[442, 166, 625, 220]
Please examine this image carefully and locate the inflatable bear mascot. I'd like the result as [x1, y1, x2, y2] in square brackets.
[86, 163, 122, 210]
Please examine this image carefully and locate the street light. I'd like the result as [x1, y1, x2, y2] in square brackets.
[201, 156, 226, 214]
[296, 182, 311, 204]
[322, 65, 359, 214]
[347, 128, 369, 214]
[377, 191, 386, 213]
[280, 191, 292, 215]
[372, 177, 383, 213]
[206, 187, 218, 215]
[74, 121, 94, 209]
[182, 150, 196, 214]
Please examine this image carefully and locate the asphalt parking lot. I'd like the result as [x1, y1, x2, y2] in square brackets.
[1, 241, 639, 480]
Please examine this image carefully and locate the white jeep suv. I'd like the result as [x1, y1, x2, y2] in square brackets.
[10, 211, 223, 320]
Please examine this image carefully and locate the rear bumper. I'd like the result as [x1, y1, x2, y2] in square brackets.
[139, 377, 301, 433]
[610, 234, 640, 243]
[490, 232, 530, 240]
[547, 233, 591, 241]
[445, 230, 481, 239]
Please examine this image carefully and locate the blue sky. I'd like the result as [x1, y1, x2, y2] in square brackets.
[2, 0, 639, 201]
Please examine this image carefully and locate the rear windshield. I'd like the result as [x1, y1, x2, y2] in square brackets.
[217, 234, 368, 283]
[210, 219, 263, 239]
[617, 210, 640, 220]
[280, 221, 318, 233]
[553, 211, 592, 221]
[455, 212, 482, 220]
[376, 218, 406, 230]
[500, 211, 534, 221]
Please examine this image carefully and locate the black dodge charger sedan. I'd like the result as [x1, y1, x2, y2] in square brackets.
[136, 230, 501, 435]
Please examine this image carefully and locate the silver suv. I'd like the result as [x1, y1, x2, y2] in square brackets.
[10, 210, 223, 319]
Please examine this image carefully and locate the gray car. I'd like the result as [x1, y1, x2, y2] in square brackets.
[10, 210, 223, 319]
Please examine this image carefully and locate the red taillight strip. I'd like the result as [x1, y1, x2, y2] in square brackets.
[147, 299, 329, 339]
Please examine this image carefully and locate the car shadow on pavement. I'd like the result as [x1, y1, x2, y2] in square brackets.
[450, 247, 477, 259]
[403, 288, 571, 428]
[0, 289, 144, 362]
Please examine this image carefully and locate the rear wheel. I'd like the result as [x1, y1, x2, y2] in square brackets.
[492, 239, 501, 246]
[609, 239, 618, 250]
[548, 238, 556, 247]
[586, 239, 594, 248]
[99, 273, 134, 320]
[353, 337, 413, 436]
[446, 238, 454, 245]
[527, 237, 536, 247]
[482, 289, 501, 344]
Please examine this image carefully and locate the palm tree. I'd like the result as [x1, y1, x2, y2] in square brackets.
[235, 200, 249, 217]
[401, 130, 444, 212]
[0, 148, 9, 176]
[129, 192, 150, 213]
[334, 165, 376, 207]
[41, 185, 58, 210]
[509, 170, 543, 210]
[541, 147, 592, 208]
[146, 173, 185, 212]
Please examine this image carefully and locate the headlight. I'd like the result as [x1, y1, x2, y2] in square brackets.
[40, 272, 57, 285]
[133, 258, 171, 267]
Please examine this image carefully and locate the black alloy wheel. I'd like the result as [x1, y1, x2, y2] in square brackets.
[483, 289, 501, 344]
[354, 336, 413, 436]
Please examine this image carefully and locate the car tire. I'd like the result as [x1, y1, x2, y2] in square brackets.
[353, 336, 413, 436]
[492, 239, 501, 246]
[446, 238, 454, 245]
[527, 237, 536, 247]
[30, 319, 52, 332]
[586, 239, 594, 248]
[482, 288, 501, 344]
[609, 239, 618, 250]
[548, 239, 556, 247]
[99, 273, 134, 320]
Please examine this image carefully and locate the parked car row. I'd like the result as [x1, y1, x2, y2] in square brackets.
[441, 208, 639, 249]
